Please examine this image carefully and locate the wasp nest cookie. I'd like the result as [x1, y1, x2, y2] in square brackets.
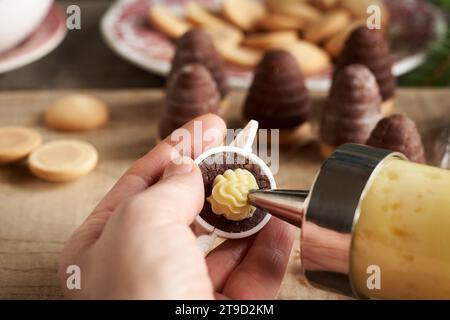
[243, 50, 311, 145]
[367, 114, 426, 164]
[169, 28, 229, 98]
[159, 63, 222, 139]
[335, 27, 396, 115]
[320, 64, 383, 158]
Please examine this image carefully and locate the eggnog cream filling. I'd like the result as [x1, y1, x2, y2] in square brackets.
[207, 168, 259, 221]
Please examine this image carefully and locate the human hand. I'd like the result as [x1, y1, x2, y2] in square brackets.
[59, 114, 295, 299]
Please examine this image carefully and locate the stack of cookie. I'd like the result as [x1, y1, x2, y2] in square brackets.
[149, 0, 389, 74]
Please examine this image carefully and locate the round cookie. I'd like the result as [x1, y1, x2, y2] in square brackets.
[267, 0, 322, 23]
[309, 0, 339, 11]
[381, 99, 395, 116]
[277, 41, 331, 76]
[341, 0, 389, 27]
[278, 122, 315, 146]
[28, 140, 98, 182]
[324, 20, 365, 58]
[258, 13, 305, 31]
[304, 10, 351, 44]
[242, 31, 299, 50]
[319, 141, 336, 159]
[222, 0, 266, 32]
[0, 127, 42, 164]
[45, 94, 109, 132]
[202, 25, 243, 48]
[215, 44, 263, 68]
[186, 2, 235, 30]
[149, 6, 192, 39]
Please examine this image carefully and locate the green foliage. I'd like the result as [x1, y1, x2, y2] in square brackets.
[399, 0, 450, 87]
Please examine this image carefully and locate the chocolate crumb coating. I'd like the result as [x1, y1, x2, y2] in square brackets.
[243, 50, 311, 129]
[159, 63, 221, 139]
[367, 114, 426, 163]
[320, 64, 383, 146]
[199, 152, 271, 233]
[169, 28, 228, 98]
[335, 27, 396, 102]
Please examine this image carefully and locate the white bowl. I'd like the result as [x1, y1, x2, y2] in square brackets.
[0, 0, 53, 53]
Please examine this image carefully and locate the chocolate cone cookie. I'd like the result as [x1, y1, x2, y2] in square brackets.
[243, 50, 310, 130]
[367, 114, 426, 163]
[159, 63, 221, 139]
[320, 64, 382, 156]
[335, 27, 396, 102]
[169, 28, 228, 98]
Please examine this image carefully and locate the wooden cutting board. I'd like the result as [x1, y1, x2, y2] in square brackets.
[0, 89, 449, 299]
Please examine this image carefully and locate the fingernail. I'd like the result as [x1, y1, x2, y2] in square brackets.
[162, 156, 195, 179]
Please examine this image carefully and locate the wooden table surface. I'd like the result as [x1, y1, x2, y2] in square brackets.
[0, 88, 449, 299]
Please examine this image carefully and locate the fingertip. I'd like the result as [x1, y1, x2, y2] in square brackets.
[202, 113, 227, 136]
[258, 217, 296, 251]
[162, 155, 196, 179]
[193, 114, 227, 153]
[163, 114, 227, 159]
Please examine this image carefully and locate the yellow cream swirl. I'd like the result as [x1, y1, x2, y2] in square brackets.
[207, 168, 259, 221]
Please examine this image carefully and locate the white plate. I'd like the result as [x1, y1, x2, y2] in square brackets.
[0, 4, 67, 74]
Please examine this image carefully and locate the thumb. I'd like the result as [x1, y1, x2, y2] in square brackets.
[136, 155, 205, 226]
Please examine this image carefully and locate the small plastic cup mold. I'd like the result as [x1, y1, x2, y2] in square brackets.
[194, 120, 276, 253]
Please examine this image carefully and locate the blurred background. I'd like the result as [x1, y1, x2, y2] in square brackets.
[0, 0, 448, 90]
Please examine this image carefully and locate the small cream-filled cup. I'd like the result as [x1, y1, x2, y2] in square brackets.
[194, 121, 276, 252]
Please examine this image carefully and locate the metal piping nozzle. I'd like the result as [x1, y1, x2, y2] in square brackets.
[247, 189, 309, 227]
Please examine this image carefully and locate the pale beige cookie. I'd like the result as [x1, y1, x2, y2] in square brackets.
[28, 140, 98, 182]
[309, 0, 339, 11]
[381, 99, 395, 116]
[267, 0, 322, 24]
[277, 41, 331, 75]
[304, 9, 351, 43]
[220, 98, 232, 114]
[202, 25, 244, 47]
[242, 31, 298, 50]
[340, 0, 389, 26]
[186, 3, 235, 30]
[222, 0, 267, 32]
[0, 127, 42, 164]
[319, 141, 335, 159]
[149, 6, 192, 39]
[258, 13, 305, 31]
[215, 43, 263, 68]
[45, 94, 109, 132]
[324, 19, 364, 57]
[278, 122, 315, 146]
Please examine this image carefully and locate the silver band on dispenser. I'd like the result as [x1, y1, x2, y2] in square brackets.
[300, 144, 406, 297]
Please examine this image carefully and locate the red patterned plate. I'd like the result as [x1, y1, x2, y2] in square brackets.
[101, 0, 446, 92]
